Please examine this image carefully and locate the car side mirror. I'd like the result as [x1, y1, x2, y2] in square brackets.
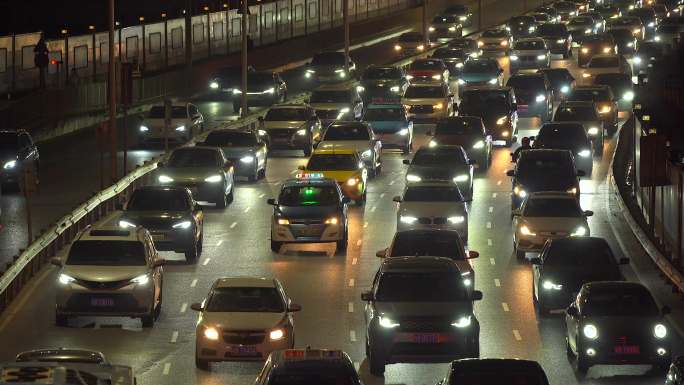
[50, 257, 63, 267]
[506, 169, 515, 177]
[530, 257, 542, 265]
[288, 303, 302, 312]
[392, 196, 402, 203]
[402, 159, 411, 165]
[190, 303, 204, 312]
[298, 165, 306, 170]
[468, 250, 479, 259]
[584, 210, 594, 217]
[566, 306, 579, 317]
[577, 170, 586, 177]
[376, 248, 388, 258]
[619, 257, 630, 264]
[361, 291, 373, 301]
[471, 290, 483, 301]
[342, 197, 351, 204]
[152, 259, 166, 268]
[267, 198, 277, 205]
[157, 162, 164, 168]
[662, 305, 672, 315]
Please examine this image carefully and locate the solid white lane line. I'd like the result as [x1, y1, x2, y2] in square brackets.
[190, 279, 198, 288]
[202, 258, 211, 266]
[291, 169, 298, 175]
[350, 330, 357, 342]
[230, 222, 237, 228]
[348, 302, 354, 313]
[494, 278, 501, 287]
[354, 362, 360, 371]
[492, 192, 498, 198]
[259, 193, 265, 198]
[490, 258, 495, 265]
[216, 240, 223, 246]
[389, 180, 395, 185]
[356, 239, 362, 247]
[352, 257, 358, 265]
[171, 331, 179, 343]
[497, 180, 502, 186]
[487, 239, 492, 246]
[502, 303, 510, 312]
[349, 278, 355, 287]
[486, 222, 492, 229]
[513, 330, 522, 341]
[180, 303, 188, 313]
[488, 206, 494, 213]
[371, 206, 377, 212]
[364, 222, 368, 228]
[163, 363, 171, 375]
[244, 207, 251, 213]
[380, 193, 385, 198]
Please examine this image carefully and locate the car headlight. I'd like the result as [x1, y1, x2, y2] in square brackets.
[175, 125, 186, 132]
[356, 85, 365, 93]
[500, 40, 508, 46]
[340, 107, 350, 113]
[603, 46, 611, 53]
[361, 149, 372, 158]
[451, 315, 472, 328]
[240, 155, 255, 163]
[232, 89, 242, 94]
[277, 218, 290, 225]
[623, 91, 634, 101]
[535, 94, 546, 103]
[581, 47, 589, 54]
[627, 42, 634, 47]
[172, 220, 192, 229]
[648, 22, 655, 28]
[655, 324, 667, 339]
[599, 105, 611, 114]
[583, 324, 598, 339]
[158, 175, 174, 183]
[571, 226, 588, 236]
[118, 220, 136, 228]
[556, 38, 566, 43]
[582, 72, 591, 78]
[269, 328, 285, 340]
[455, 62, 464, 68]
[514, 185, 526, 197]
[417, 44, 425, 51]
[338, 71, 347, 78]
[449, 26, 457, 32]
[528, 26, 536, 32]
[324, 216, 339, 225]
[457, 78, 466, 85]
[561, 85, 570, 93]
[488, 78, 498, 85]
[477, 40, 484, 47]
[473, 140, 485, 149]
[578, 149, 591, 157]
[633, 28, 641, 34]
[633, 56, 642, 65]
[406, 174, 422, 182]
[543, 280, 563, 290]
[139, 125, 149, 132]
[496, 116, 508, 125]
[537, 54, 547, 60]
[567, 187, 578, 195]
[510, 55, 519, 61]
[429, 26, 436, 32]
[209, 81, 219, 89]
[400, 215, 418, 224]
[520, 225, 536, 236]
[429, 140, 438, 147]
[447, 216, 465, 224]
[433, 103, 444, 109]
[204, 327, 220, 340]
[204, 175, 223, 183]
[346, 177, 359, 186]
[432, 74, 442, 80]
[379, 315, 400, 328]
[58, 273, 76, 285]
[406, 75, 414, 80]
[390, 86, 400, 92]
[587, 126, 599, 136]
[263, 87, 275, 94]
[654, 35, 661, 41]
[3, 160, 16, 169]
[459, 16, 468, 20]
[394, 44, 402, 51]
[130, 274, 150, 285]
[453, 174, 469, 183]
[258, 129, 267, 136]
[306, 69, 316, 74]
[398, 128, 409, 136]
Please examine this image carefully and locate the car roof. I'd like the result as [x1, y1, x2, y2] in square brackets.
[328, 121, 370, 129]
[281, 177, 339, 188]
[558, 100, 596, 108]
[268, 349, 354, 371]
[449, 358, 547, 375]
[172, 146, 220, 154]
[269, 103, 309, 110]
[213, 277, 277, 289]
[527, 191, 577, 199]
[583, 281, 649, 294]
[463, 86, 512, 93]
[312, 144, 358, 155]
[415, 144, 465, 153]
[548, 236, 609, 249]
[573, 84, 610, 91]
[380, 256, 463, 273]
[77, 225, 145, 242]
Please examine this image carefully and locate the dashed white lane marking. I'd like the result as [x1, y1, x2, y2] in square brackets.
[486, 222, 492, 229]
[380, 193, 385, 198]
[350, 330, 357, 342]
[490, 258, 496, 265]
[502, 303, 510, 312]
[497, 180, 502, 186]
[259, 193, 265, 198]
[348, 278, 355, 287]
[290, 169, 298, 175]
[202, 258, 211, 266]
[494, 278, 501, 287]
[389, 180, 395, 185]
[488, 206, 494, 213]
[356, 239, 362, 246]
[190, 279, 198, 288]
[352, 257, 358, 265]
[180, 303, 188, 313]
[348, 302, 354, 313]
[492, 192, 498, 198]
[163, 362, 171, 375]
[230, 222, 237, 229]
[513, 330, 522, 341]
[364, 222, 368, 228]
[244, 207, 251, 213]
[371, 206, 377, 212]
[487, 239, 492, 246]
[171, 331, 179, 343]
[216, 240, 223, 246]
[354, 362, 360, 371]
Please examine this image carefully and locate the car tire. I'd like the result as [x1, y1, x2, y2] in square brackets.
[195, 355, 210, 370]
[55, 312, 69, 327]
[566, 338, 574, 357]
[141, 309, 155, 328]
[336, 227, 348, 251]
[368, 345, 385, 377]
[185, 240, 200, 263]
[232, 102, 240, 114]
[593, 137, 604, 154]
[215, 192, 227, 209]
[154, 284, 163, 320]
[515, 246, 525, 260]
[271, 240, 282, 253]
[402, 141, 412, 155]
[576, 355, 590, 374]
[226, 185, 234, 204]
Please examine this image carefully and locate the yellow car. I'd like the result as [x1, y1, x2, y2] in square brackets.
[299, 145, 368, 203]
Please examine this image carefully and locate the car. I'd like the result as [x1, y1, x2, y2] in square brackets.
[199, 129, 267, 181]
[429, 15, 464, 41]
[440, 359, 551, 385]
[428, 116, 492, 169]
[359, 65, 409, 103]
[260, 104, 321, 157]
[457, 57, 504, 92]
[448, 37, 481, 55]
[537, 68, 576, 99]
[430, 48, 471, 78]
[394, 32, 429, 56]
[0, 129, 39, 188]
[536, 5, 562, 23]
[552, 100, 604, 153]
[138, 102, 204, 144]
[606, 28, 639, 54]
[531, 12, 554, 23]
[568, 0, 591, 13]
[612, 0, 639, 12]
[536, 23, 573, 58]
[406, 58, 450, 84]
[361, 256, 482, 376]
[655, 20, 684, 47]
[305, 51, 356, 83]
[477, 28, 512, 54]
[594, 5, 622, 20]
[593, 72, 634, 108]
[606, 15, 645, 41]
[565, 282, 672, 373]
[255, 349, 362, 385]
[376, 229, 478, 284]
[651, 4, 670, 20]
[567, 16, 599, 43]
[299, 145, 367, 203]
[51, 226, 165, 327]
[578, 34, 618, 66]
[506, 149, 584, 209]
[15, 348, 108, 364]
[507, 15, 539, 38]
[509, 38, 551, 74]
[553, 1, 581, 22]
[230, 72, 287, 113]
[580, 54, 631, 84]
[0, 360, 136, 384]
[157, 146, 235, 208]
[666, 356, 684, 385]
[207, 65, 256, 96]
[505, 73, 554, 121]
[393, 183, 468, 240]
[309, 84, 364, 126]
[458, 87, 518, 146]
[513, 191, 592, 259]
[633, 41, 665, 75]
[403, 83, 455, 122]
[580, 11, 607, 33]
[628, 7, 658, 34]
[192, 277, 301, 368]
[443, 4, 473, 26]
[363, 104, 413, 154]
[317, 122, 382, 175]
[118, 186, 204, 262]
[404, 144, 475, 199]
[532, 121, 595, 174]
[566, 85, 619, 134]
[267, 175, 350, 251]
[531, 237, 628, 314]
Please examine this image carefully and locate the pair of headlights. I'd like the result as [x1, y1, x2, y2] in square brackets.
[379, 315, 472, 328]
[58, 272, 149, 286]
[519, 224, 587, 237]
[158, 175, 223, 183]
[582, 323, 667, 340]
[119, 219, 192, 230]
[203, 326, 285, 341]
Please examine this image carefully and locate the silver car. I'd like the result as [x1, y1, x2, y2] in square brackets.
[259, 104, 322, 156]
[139, 102, 204, 144]
[509, 38, 551, 74]
[51, 226, 165, 328]
[402, 83, 455, 122]
[309, 84, 364, 127]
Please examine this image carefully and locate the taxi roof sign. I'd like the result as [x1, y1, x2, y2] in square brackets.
[283, 349, 343, 360]
[296, 172, 326, 179]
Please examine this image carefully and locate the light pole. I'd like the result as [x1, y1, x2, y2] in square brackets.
[241, 0, 248, 116]
[139, 16, 146, 69]
[162, 12, 168, 69]
[89, 25, 96, 80]
[344, 0, 349, 73]
[422, 0, 428, 49]
[61, 29, 69, 85]
[204, 6, 212, 57]
[108, 0, 117, 183]
[185, 0, 193, 97]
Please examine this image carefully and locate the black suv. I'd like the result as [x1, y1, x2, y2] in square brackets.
[536, 23, 573, 58]
[458, 87, 518, 146]
[505, 73, 554, 121]
[507, 15, 539, 38]
[362, 256, 482, 376]
[0, 130, 39, 189]
[440, 359, 550, 385]
[359, 65, 408, 103]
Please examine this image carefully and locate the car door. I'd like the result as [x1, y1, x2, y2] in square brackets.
[566, 296, 581, 350]
[254, 130, 268, 169]
[533, 242, 550, 298]
[218, 150, 233, 192]
[368, 124, 381, 161]
[145, 236, 163, 299]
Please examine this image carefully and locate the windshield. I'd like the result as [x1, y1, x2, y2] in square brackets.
[593, 74, 631, 91]
[532, 13, 550, 21]
[278, 185, 339, 206]
[569, 89, 610, 101]
[523, 198, 582, 217]
[628, 9, 654, 18]
[264, 108, 308, 121]
[399, 33, 423, 42]
[364, 107, 404, 121]
[450, 374, 548, 385]
[535, 125, 588, 148]
[482, 29, 507, 37]
[445, 5, 467, 13]
[148, 106, 186, 119]
[409, 60, 443, 71]
[412, 149, 465, 165]
[376, 272, 468, 301]
[390, 233, 466, 258]
[311, 53, 345, 66]
[403, 185, 464, 202]
[584, 288, 660, 316]
[435, 118, 481, 135]
[539, 69, 573, 85]
[405, 86, 444, 98]
[463, 60, 498, 73]
[432, 48, 468, 59]
[0, 133, 17, 150]
[363, 67, 402, 79]
[128, 190, 190, 211]
[324, 125, 370, 140]
[588, 56, 619, 67]
[507, 76, 545, 90]
[433, 15, 458, 23]
[514, 40, 546, 50]
[517, 157, 574, 179]
[204, 131, 258, 147]
[546, 242, 615, 266]
[310, 91, 349, 103]
[608, 29, 634, 40]
[569, 17, 593, 25]
[554, 106, 598, 121]
[554, 2, 577, 11]
[168, 149, 218, 167]
[206, 287, 284, 312]
[67, 241, 146, 266]
[537, 23, 567, 35]
[270, 371, 355, 385]
[307, 154, 359, 170]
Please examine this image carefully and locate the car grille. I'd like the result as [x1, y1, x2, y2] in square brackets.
[290, 218, 324, 224]
[267, 129, 296, 139]
[539, 231, 568, 237]
[138, 218, 176, 230]
[74, 278, 132, 290]
[223, 330, 266, 345]
[399, 317, 451, 332]
[465, 80, 488, 86]
[290, 224, 326, 238]
[409, 105, 434, 114]
[516, 55, 538, 63]
[316, 110, 340, 119]
[64, 293, 143, 313]
[417, 217, 448, 225]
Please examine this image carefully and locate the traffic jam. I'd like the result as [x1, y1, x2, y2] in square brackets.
[2, 0, 684, 384]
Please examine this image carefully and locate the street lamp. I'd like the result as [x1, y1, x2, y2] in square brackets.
[61, 29, 70, 84]
[89, 26, 96, 79]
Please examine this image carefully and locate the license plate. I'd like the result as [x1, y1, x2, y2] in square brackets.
[411, 333, 442, 344]
[231, 345, 257, 355]
[91, 298, 114, 307]
[614, 345, 640, 355]
[152, 233, 165, 241]
[301, 227, 319, 236]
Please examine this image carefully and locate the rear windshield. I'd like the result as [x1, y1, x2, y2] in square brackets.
[463, 60, 499, 72]
[507, 76, 545, 90]
[324, 125, 370, 140]
[554, 2, 577, 11]
[206, 287, 284, 312]
[535, 125, 588, 148]
[364, 107, 404, 121]
[538, 69, 574, 84]
[433, 15, 458, 23]
[569, 88, 611, 101]
[403, 185, 464, 202]
[445, 5, 467, 13]
[363, 67, 402, 79]
[278, 185, 339, 206]
[514, 40, 546, 50]
[517, 157, 574, 178]
[537, 23, 567, 35]
[584, 288, 660, 316]
[554, 106, 598, 121]
[409, 60, 443, 71]
[412, 149, 465, 165]
[168, 149, 219, 167]
[482, 29, 508, 37]
[311, 52, 345, 65]
[435, 118, 481, 135]
[148, 106, 186, 119]
[449, 373, 548, 385]
[523, 198, 582, 217]
[67, 241, 146, 266]
[128, 189, 190, 211]
[307, 154, 359, 170]
[311, 91, 349, 103]
[569, 17, 593, 25]
[376, 272, 468, 301]
[432, 48, 468, 59]
[204, 131, 258, 147]
[593, 74, 631, 90]
[405, 86, 445, 98]
[264, 108, 308, 121]
[270, 370, 355, 385]
[389, 232, 466, 258]
[637, 43, 664, 57]
[546, 242, 615, 265]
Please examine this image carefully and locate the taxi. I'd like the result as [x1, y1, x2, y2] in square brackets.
[256, 349, 361, 385]
[299, 145, 368, 203]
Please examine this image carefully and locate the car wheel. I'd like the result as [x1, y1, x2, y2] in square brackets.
[515, 246, 525, 260]
[271, 240, 282, 253]
[402, 140, 412, 155]
[576, 354, 590, 374]
[141, 310, 155, 328]
[55, 312, 69, 327]
[336, 227, 348, 251]
[195, 355, 210, 370]
[566, 338, 574, 357]
[154, 284, 163, 319]
[215, 191, 227, 209]
[593, 137, 604, 154]
[368, 344, 385, 376]
[232, 102, 240, 114]
[185, 240, 200, 263]
[226, 185, 234, 204]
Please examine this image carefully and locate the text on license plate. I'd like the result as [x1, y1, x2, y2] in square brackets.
[152, 234, 165, 241]
[91, 298, 114, 307]
[614, 345, 640, 354]
[396, 333, 448, 344]
[231, 346, 257, 355]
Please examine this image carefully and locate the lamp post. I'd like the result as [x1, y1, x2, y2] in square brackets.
[89, 25, 96, 80]
[204, 5, 212, 57]
[162, 12, 169, 69]
[139, 16, 146, 69]
[108, 0, 117, 183]
[241, 0, 248, 117]
[61, 29, 69, 85]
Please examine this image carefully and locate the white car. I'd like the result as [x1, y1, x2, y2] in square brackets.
[580, 54, 631, 84]
[393, 182, 468, 242]
[192, 277, 302, 369]
[513, 191, 593, 259]
[138, 102, 204, 144]
[316, 121, 382, 176]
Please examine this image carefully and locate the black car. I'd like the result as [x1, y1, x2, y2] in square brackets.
[578, 34, 617, 66]
[403, 145, 476, 200]
[443, 4, 473, 26]
[532, 122, 594, 174]
[198, 129, 268, 181]
[441, 359, 551, 385]
[207, 65, 256, 95]
[359, 65, 408, 103]
[429, 116, 492, 169]
[506, 149, 583, 208]
[565, 282, 672, 373]
[530, 12, 553, 23]
[606, 28, 638, 54]
[536, 23, 573, 58]
[118, 186, 204, 262]
[507, 15, 539, 38]
[430, 48, 470, 77]
[255, 349, 362, 385]
[505, 73, 554, 121]
[305, 51, 357, 83]
[231, 72, 288, 113]
[430, 15, 464, 41]
[0, 130, 39, 189]
[633, 41, 664, 75]
[628, 7, 658, 35]
[566, 85, 619, 134]
[553, 100, 604, 154]
[531, 237, 628, 314]
[448, 37, 480, 55]
[458, 87, 518, 146]
[535, 5, 561, 22]
[567, 16, 598, 44]
[537, 68, 576, 99]
[593, 72, 634, 107]
[362, 256, 482, 376]
[553, 1, 580, 22]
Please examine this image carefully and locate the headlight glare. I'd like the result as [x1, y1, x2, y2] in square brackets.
[583, 324, 598, 339]
[510, 55, 519, 61]
[488, 78, 498, 85]
[514, 185, 526, 197]
[204, 327, 220, 340]
[453, 174, 469, 183]
[520, 225, 536, 236]
[537, 54, 547, 60]
[496, 116, 508, 125]
[542, 280, 563, 290]
[400, 215, 418, 224]
[118, 220, 136, 228]
[406, 174, 422, 182]
[131, 274, 150, 285]
[398, 128, 409, 136]
[379, 316, 400, 328]
[175, 125, 186, 132]
[623, 91, 634, 101]
[571, 226, 587, 236]
[209, 81, 219, 89]
[58, 273, 75, 285]
[451, 316, 472, 328]
[588, 126, 599, 135]
[473, 140, 485, 149]
[172, 220, 192, 229]
[296, 129, 307, 136]
[346, 177, 359, 186]
[535, 94, 546, 103]
[432, 74, 442, 80]
[264, 87, 275, 94]
[457, 79, 466, 85]
[578, 149, 591, 157]
[240, 155, 255, 163]
[340, 107, 350, 113]
[204, 175, 223, 183]
[324, 217, 339, 225]
[655, 324, 667, 339]
[158, 175, 174, 183]
[139, 125, 149, 132]
[447, 216, 465, 224]
[390, 86, 400, 92]
[361, 149, 372, 158]
[270, 328, 285, 340]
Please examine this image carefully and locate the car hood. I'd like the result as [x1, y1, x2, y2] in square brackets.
[368, 120, 409, 132]
[62, 265, 149, 282]
[461, 71, 497, 82]
[375, 301, 472, 317]
[201, 311, 287, 330]
[121, 211, 188, 222]
[511, 48, 548, 56]
[318, 140, 370, 152]
[402, 97, 445, 105]
[263, 121, 306, 130]
[520, 216, 587, 233]
[362, 79, 402, 88]
[399, 201, 467, 217]
[433, 134, 481, 147]
[220, 146, 258, 159]
[407, 164, 469, 180]
[276, 205, 340, 219]
[542, 265, 623, 291]
[159, 167, 222, 182]
[310, 103, 350, 111]
[143, 118, 188, 129]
